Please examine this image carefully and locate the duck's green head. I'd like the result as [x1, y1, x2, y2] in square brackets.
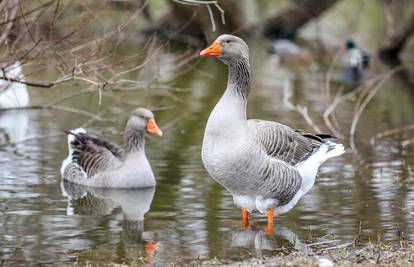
[283, 32, 296, 41]
[346, 39, 356, 49]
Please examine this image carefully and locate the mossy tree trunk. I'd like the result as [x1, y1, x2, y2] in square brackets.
[378, 15, 414, 63]
[263, 0, 339, 39]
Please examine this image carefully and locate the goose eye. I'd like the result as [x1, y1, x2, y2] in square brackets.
[223, 40, 230, 44]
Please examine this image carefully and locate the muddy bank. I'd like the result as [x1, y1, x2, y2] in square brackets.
[185, 242, 414, 266]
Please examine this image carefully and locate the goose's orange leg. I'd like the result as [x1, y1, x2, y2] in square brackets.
[266, 208, 274, 236]
[242, 208, 249, 229]
[144, 241, 159, 263]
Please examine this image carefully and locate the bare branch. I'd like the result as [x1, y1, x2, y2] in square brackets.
[0, 71, 75, 88]
[0, 0, 19, 45]
[349, 67, 402, 149]
[0, 0, 56, 27]
[283, 77, 322, 133]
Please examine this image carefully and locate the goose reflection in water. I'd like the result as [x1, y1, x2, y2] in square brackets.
[60, 181, 158, 263]
[0, 110, 29, 145]
[0, 62, 30, 145]
[222, 225, 308, 259]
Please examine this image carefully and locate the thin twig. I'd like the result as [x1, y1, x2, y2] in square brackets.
[0, 0, 19, 45]
[374, 124, 414, 139]
[0, 70, 76, 88]
[349, 67, 402, 149]
[283, 77, 322, 133]
[206, 4, 216, 32]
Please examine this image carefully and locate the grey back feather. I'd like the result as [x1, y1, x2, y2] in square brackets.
[249, 120, 332, 166]
[70, 133, 124, 177]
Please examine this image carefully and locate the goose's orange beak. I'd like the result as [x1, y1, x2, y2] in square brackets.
[200, 40, 221, 57]
[147, 118, 163, 136]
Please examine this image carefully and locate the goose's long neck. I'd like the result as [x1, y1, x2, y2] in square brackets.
[210, 56, 251, 124]
[228, 56, 251, 101]
[124, 130, 145, 154]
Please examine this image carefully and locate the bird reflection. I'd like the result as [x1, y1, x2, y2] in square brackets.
[60, 182, 158, 263]
[0, 62, 31, 146]
[0, 61, 29, 109]
[224, 225, 308, 258]
[0, 110, 29, 145]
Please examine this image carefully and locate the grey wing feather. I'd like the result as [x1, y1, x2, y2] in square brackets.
[70, 133, 123, 177]
[247, 119, 336, 205]
[248, 119, 332, 166]
[256, 160, 302, 205]
[69, 132, 125, 158]
[64, 162, 87, 181]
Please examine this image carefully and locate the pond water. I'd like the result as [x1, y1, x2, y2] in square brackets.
[1, 30, 414, 267]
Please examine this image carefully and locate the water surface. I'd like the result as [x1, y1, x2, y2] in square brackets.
[1, 31, 414, 266]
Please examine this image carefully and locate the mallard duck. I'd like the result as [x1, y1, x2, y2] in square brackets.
[342, 39, 370, 87]
[268, 32, 313, 66]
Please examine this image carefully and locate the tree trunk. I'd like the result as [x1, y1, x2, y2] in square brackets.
[263, 0, 339, 39]
[378, 15, 414, 63]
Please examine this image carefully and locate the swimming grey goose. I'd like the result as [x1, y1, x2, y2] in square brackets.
[60, 108, 162, 188]
[200, 35, 345, 234]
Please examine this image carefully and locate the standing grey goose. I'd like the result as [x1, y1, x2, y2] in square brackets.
[60, 108, 162, 188]
[200, 35, 345, 234]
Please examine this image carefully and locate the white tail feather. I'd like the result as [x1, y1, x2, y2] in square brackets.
[296, 142, 345, 198]
[67, 128, 86, 154]
[276, 142, 345, 215]
[60, 128, 86, 176]
[325, 143, 345, 159]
